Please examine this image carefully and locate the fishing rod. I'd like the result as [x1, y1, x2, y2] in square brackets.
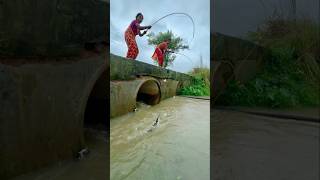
[149, 13, 195, 43]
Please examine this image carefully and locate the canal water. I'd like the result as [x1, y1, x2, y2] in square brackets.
[11, 96, 209, 180]
[111, 96, 210, 180]
[11, 128, 108, 180]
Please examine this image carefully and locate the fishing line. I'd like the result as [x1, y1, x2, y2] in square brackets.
[167, 51, 194, 66]
[149, 12, 195, 44]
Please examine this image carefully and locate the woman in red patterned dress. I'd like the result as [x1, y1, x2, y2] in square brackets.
[151, 39, 171, 68]
[124, 13, 152, 59]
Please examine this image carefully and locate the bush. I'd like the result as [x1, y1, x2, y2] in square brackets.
[178, 68, 210, 96]
[217, 17, 320, 107]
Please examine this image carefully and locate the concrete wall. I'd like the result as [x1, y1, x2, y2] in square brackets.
[0, 55, 107, 179]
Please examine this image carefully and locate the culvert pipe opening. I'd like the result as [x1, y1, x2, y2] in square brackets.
[136, 80, 161, 105]
[84, 70, 108, 130]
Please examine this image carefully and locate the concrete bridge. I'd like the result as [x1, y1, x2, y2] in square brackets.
[211, 33, 269, 100]
[0, 53, 192, 178]
[110, 54, 193, 118]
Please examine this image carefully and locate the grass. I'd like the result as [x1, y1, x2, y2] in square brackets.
[216, 17, 320, 108]
[178, 67, 210, 96]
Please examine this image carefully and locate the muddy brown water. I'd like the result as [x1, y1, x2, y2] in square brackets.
[110, 96, 210, 180]
[11, 96, 210, 180]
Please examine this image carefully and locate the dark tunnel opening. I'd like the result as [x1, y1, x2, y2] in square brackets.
[84, 70, 108, 131]
[136, 80, 161, 105]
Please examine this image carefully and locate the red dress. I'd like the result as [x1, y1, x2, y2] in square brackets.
[124, 20, 139, 59]
[152, 42, 169, 67]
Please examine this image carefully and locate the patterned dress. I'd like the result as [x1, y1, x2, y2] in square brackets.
[152, 41, 169, 67]
[124, 20, 139, 59]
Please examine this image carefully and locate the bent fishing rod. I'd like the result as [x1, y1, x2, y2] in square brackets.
[147, 12, 196, 43]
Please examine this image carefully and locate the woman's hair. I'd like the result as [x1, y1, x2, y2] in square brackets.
[136, 13, 143, 19]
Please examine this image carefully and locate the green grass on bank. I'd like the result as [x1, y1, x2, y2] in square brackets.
[178, 67, 210, 96]
[216, 17, 320, 108]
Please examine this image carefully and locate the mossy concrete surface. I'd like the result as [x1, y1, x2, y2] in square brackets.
[110, 54, 192, 86]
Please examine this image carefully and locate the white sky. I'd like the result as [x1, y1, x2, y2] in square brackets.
[110, 0, 210, 73]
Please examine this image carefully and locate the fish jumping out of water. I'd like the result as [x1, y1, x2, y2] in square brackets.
[153, 114, 160, 127]
[147, 114, 161, 133]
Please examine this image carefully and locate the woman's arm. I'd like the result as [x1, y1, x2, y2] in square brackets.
[136, 23, 152, 30]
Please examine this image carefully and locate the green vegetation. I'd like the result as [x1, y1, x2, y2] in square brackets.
[217, 17, 320, 107]
[148, 31, 209, 96]
[179, 67, 210, 96]
[147, 30, 189, 67]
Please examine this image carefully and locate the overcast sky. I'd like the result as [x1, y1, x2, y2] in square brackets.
[110, 0, 210, 73]
[212, 0, 319, 37]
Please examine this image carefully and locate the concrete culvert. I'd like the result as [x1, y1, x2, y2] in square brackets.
[84, 70, 108, 130]
[136, 80, 161, 105]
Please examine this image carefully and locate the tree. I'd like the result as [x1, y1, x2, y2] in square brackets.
[147, 30, 189, 67]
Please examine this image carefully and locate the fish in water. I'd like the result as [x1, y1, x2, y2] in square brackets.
[147, 114, 160, 132]
[77, 148, 90, 160]
[152, 114, 160, 127]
